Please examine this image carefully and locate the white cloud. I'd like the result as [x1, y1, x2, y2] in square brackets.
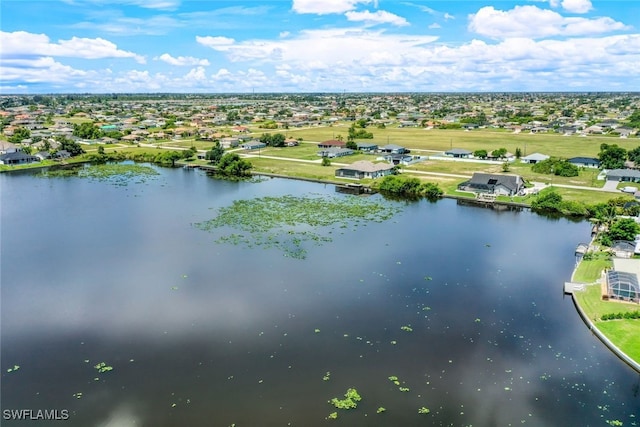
[155, 53, 210, 66]
[0, 31, 145, 63]
[468, 6, 628, 39]
[291, 0, 371, 14]
[125, 0, 181, 10]
[345, 10, 409, 26]
[197, 28, 438, 66]
[72, 15, 183, 36]
[196, 36, 236, 47]
[428, 23, 441, 29]
[560, 0, 592, 13]
[443, 13, 455, 20]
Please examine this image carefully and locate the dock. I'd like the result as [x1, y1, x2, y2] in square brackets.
[564, 282, 586, 294]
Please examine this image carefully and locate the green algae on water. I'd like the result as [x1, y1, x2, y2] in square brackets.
[39, 163, 159, 186]
[194, 194, 400, 259]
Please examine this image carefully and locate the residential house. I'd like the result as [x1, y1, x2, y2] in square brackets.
[241, 141, 266, 150]
[317, 139, 345, 149]
[317, 147, 354, 158]
[520, 153, 550, 164]
[34, 151, 51, 161]
[383, 153, 419, 166]
[445, 148, 472, 158]
[335, 160, 395, 179]
[458, 173, 525, 196]
[605, 169, 640, 182]
[568, 157, 600, 168]
[284, 138, 299, 147]
[356, 142, 378, 153]
[0, 141, 18, 154]
[0, 151, 39, 165]
[379, 144, 408, 154]
[220, 137, 240, 148]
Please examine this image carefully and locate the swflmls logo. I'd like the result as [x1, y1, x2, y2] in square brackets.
[2, 409, 70, 421]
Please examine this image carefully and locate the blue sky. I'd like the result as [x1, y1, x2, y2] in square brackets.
[1, 0, 639, 93]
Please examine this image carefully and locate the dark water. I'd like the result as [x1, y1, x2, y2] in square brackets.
[1, 165, 639, 426]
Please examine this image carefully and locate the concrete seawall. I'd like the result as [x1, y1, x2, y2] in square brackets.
[569, 252, 640, 374]
[571, 293, 640, 373]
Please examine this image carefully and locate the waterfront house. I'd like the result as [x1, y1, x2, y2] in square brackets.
[0, 151, 39, 165]
[458, 173, 525, 196]
[335, 161, 395, 179]
[605, 268, 639, 303]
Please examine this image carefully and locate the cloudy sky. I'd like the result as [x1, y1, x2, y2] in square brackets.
[1, 0, 638, 93]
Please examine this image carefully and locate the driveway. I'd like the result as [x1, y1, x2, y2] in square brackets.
[602, 180, 620, 192]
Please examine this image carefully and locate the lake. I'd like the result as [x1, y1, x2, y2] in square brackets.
[1, 164, 639, 426]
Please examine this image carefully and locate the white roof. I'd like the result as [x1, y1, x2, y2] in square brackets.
[522, 153, 549, 161]
[343, 160, 394, 173]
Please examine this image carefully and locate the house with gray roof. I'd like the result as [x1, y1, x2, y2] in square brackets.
[0, 151, 39, 165]
[605, 169, 640, 182]
[317, 147, 354, 158]
[458, 173, 525, 196]
[445, 148, 472, 158]
[356, 142, 378, 153]
[379, 144, 407, 154]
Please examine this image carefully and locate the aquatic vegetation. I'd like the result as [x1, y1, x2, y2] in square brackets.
[399, 387, 410, 392]
[327, 412, 338, 420]
[329, 388, 361, 410]
[376, 407, 386, 414]
[73, 392, 83, 399]
[400, 325, 413, 332]
[418, 407, 431, 414]
[6, 365, 20, 373]
[194, 194, 400, 259]
[39, 163, 159, 186]
[94, 362, 113, 373]
[323, 372, 331, 381]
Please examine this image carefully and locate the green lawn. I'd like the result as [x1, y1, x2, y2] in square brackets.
[573, 257, 612, 283]
[596, 320, 640, 362]
[574, 284, 639, 320]
[574, 283, 640, 363]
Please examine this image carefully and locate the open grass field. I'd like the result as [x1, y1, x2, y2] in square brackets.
[274, 125, 640, 158]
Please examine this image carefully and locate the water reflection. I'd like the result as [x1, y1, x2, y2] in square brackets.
[2, 168, 639, 426]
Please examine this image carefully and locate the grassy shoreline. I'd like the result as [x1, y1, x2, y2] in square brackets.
[572, 258, 640, 368]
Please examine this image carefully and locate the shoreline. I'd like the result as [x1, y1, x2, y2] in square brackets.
[569, 246, 640, 373]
